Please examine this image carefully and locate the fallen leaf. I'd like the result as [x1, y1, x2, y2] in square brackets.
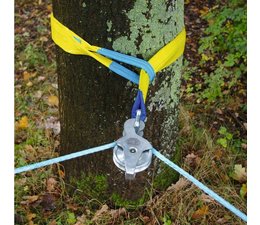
[23, 71, 31, 81]
[34, 90, 43, 99]
[47, 177, 57, 192]
[199, 7, 209, 16]
[167, 177, 190, 192]
[184, 153, 201, 167]
[240, 183, 247, 199]
[214, 149, 223, 160]
[47, 4, 52, 12]
[58, 168, 65, 178]
[231, 164, 247, 183]
[92, 204, 109, 221]
[74, 214, 87, 225]
[40, 36, 48, 42]
[141, 215, 150, 224]
[241, 143, 247, 150]
[52, 83, 58, 89]
[48, 95, 59, 107]
[215, 108, 223, 115]
[17, 116, 29, 129]
[38, 76, 46, 81]
[66, 203, 79, 211]
[110, 208, 126, 219]
[45, 117, 60, 135]
[21, 195, 39, 205]
[26, 81, 33, 87]
[192, 205, 209, 219]
[200, 194, 214, 203]
[27, 213, 36, 225]
[216, 217, 228, 224]
[27, 213, 36, 220]
[49, 220, 57, 225]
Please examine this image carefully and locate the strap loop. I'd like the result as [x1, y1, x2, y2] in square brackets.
[51, 13, 186, 103]
[131, 90, 146, 121]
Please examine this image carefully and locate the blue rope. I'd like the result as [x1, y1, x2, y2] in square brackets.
[14, 143, 247, 222]
[152, 148, 247, 222]
[14, 142, 116, 174]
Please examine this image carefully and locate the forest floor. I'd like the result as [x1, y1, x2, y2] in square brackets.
[15, 0, 246, 224]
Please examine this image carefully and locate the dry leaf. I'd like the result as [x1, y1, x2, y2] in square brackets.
[49, 220, 57, 225]
[34, 90, 43, 99]
[215, 108, 223, 115]
[27, 213, 36, 221]
[40, 36, 48, 42]
[58, 169, 65, 178]
[167, 178, 190, 192]
[66, 203, 79, 211]
[27, 213, 36, 225]
[26, 81, 33, 87]
[110, 208, 126, 219]
[45, 117, 60, 135]
[92, 204, 109, 221]
[241, 143, 247, 150]
[74, 214, 87, 225]
[199, 7, 209, 16]
[21, 195, 39, 205]
[47, 177, 57, 192]
[185, 153, 201, 167]
[200, 194, 214, 203]
[17, 116, 29, 129]
[192, 205, 209, 219]
[38, 76, 46, 81]
[216, 217, 228, 224]
[214, 149, 223, 160]
[48, 95, 59, 107]
[23, 71, 31, 81]
[231, 164, 247, 183]
[47, 4, 52, 12]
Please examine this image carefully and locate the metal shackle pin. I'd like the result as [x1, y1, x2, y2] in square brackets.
[113, 112, 152, 180]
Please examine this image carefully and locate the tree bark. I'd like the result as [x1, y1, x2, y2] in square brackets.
[53, 0, 184, 202]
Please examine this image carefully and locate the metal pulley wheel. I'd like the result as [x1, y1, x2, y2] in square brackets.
[113, 117, 153, 180]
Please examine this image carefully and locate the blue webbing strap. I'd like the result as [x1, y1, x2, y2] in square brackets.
[97, 48, 155, 82]
[131, 90, 146, 121]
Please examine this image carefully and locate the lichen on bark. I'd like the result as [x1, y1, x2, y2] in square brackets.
[111, 0, 184, 59]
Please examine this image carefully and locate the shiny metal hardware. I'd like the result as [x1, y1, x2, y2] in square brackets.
[113, 115, 152, 180]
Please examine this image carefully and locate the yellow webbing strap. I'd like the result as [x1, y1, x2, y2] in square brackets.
[51, 13, 186, 102]
[139, 28, 186, 101]
[51, 14, 111, 67]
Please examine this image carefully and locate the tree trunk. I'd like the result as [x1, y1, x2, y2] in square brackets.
[53, 0, 184, 203]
